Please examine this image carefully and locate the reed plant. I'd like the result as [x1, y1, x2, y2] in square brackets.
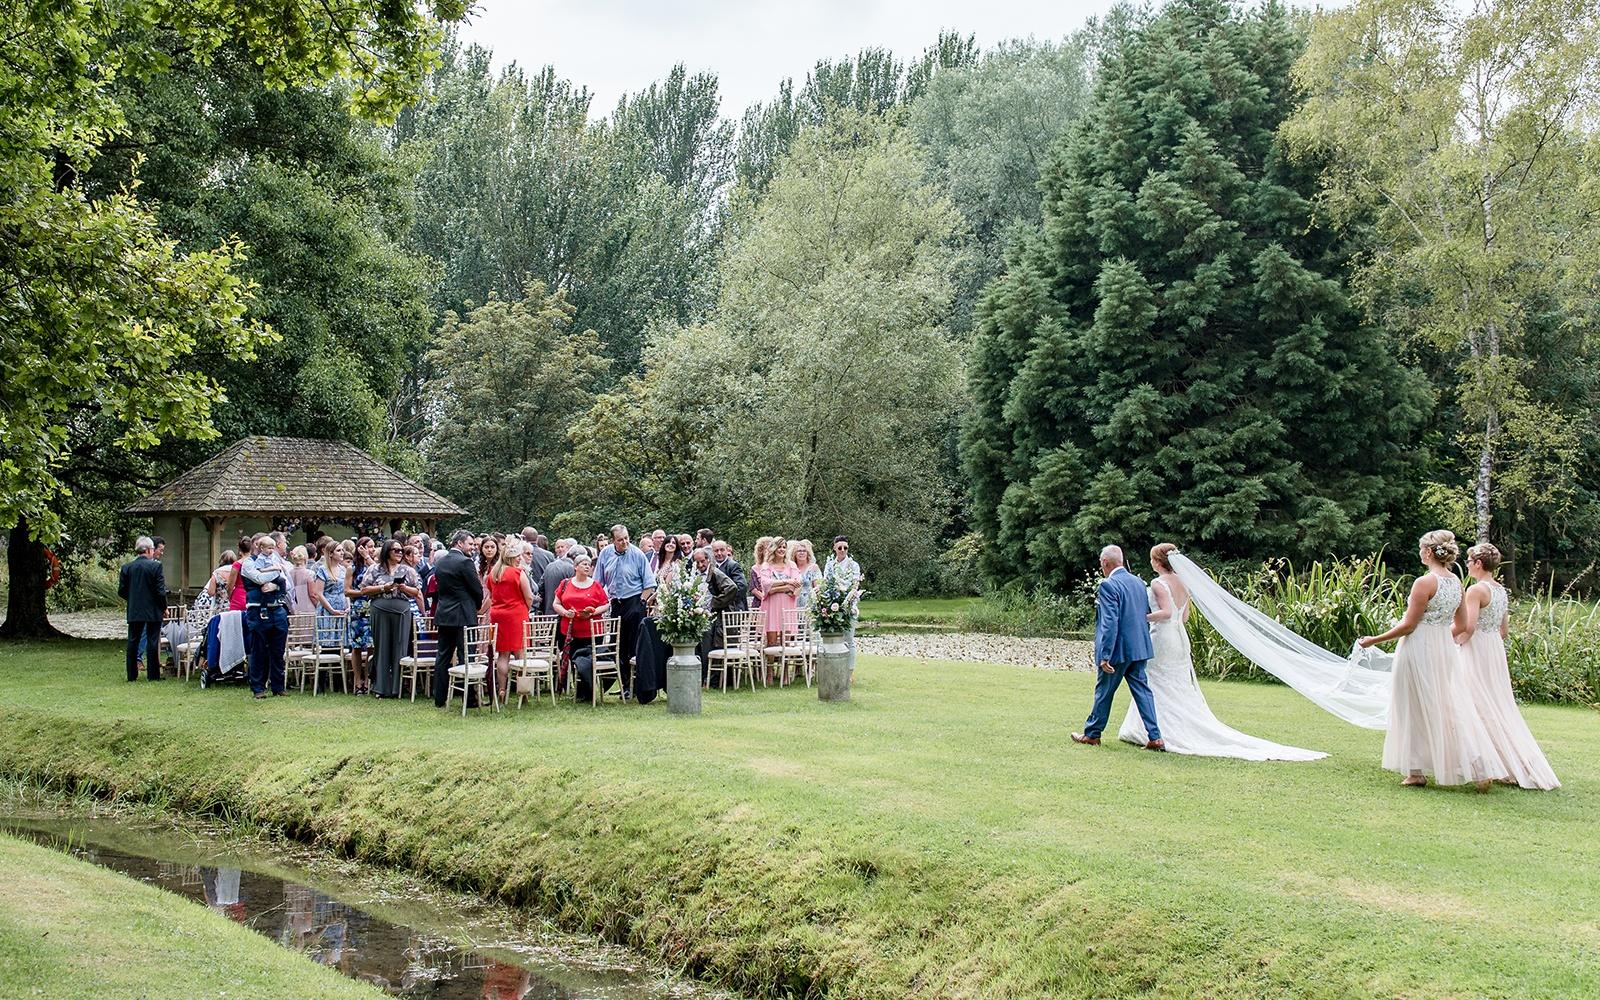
[1190, 555, 1406, 681]
[1506, 590, 1600, 704]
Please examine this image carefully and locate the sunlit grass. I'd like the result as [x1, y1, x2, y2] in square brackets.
[0, 638, 1596, 998]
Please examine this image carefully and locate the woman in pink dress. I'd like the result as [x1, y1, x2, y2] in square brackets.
[753, 537, 800, 679]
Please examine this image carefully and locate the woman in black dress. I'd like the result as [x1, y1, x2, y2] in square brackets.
[367, 539, 421, 698]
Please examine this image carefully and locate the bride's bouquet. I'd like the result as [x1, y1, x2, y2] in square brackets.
[656, 561, 712, 646]
[810, 563, 865, 635]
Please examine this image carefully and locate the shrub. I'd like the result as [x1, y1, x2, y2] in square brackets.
[959, 576, 1098, 637]
[1506, 593, 1600, 705]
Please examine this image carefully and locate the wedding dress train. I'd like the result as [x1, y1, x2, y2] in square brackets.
[1119, 582, 1326, 761]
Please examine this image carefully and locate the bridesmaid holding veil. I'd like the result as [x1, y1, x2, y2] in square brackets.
[1359, 531, 1511, 790]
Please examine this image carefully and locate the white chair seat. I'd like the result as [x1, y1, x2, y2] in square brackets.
[511, 656, 552, 668]
[448, 662, 490, 679]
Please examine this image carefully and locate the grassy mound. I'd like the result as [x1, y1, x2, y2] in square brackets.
[0, 640, 1596, 998]
[0, 830, 382, 999]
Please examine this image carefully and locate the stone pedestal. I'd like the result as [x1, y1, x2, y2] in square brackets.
[817, 633, 850, 702]
[666, 644, 702, 715]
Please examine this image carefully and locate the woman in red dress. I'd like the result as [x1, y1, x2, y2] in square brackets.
[553, 552, 610, 701]
[485, 539, 534, 704]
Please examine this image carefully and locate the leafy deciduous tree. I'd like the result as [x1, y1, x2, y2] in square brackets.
[421, 287, 611, 529]
[1285, 0, 1600, 548]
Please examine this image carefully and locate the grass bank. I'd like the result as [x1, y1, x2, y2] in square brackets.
[1, 640, 1597, 998]
[0, 830, 383, 999]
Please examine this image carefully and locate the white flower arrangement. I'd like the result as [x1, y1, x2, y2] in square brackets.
[657, 561, 713, 646]
[810, 563, 865, 634]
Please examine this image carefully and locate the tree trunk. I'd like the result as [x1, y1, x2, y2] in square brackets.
[0, 519, 66, 640]
[1474, 408, 1496, 546]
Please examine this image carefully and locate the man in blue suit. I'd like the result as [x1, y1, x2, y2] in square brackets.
[1072, 544, 1164, 750]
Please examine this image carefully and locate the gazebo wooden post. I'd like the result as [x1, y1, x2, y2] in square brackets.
[204, 516, 227, 572]
[423, 518, 437, 540]
[179, 516, 192, 594]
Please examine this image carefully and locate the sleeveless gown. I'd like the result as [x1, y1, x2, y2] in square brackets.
[1120, 583, 1326, 761]
[1460, 583, 1560, 790]
[1381, 573, 1511, 785]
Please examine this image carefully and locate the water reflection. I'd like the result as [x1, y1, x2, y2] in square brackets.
[7, 819, 719, 1000]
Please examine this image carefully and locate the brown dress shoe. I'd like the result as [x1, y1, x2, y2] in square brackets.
[1070, 732, 1101, 745]
[1145, 739, 1166, 752]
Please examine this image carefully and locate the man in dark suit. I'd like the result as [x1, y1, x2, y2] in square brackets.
[711, 539, 748, 612]
[432, 528, 484, 708]
[692, 546, 741, 677]
[524, 529, 554, 608]
[540, 541, 577, 624]
[118, 536, 166, 682]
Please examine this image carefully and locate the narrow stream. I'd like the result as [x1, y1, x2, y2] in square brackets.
[2, 808, 727, 1000]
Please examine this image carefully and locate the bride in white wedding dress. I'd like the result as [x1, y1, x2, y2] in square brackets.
[1119, 544, 1326, 761]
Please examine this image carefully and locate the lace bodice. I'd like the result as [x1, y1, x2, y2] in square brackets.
[1477, 582, 1508, 633]
[1420, 572, 1461, 626]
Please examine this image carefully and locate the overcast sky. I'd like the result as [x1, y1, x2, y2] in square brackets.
[456, 0, 1122, 118]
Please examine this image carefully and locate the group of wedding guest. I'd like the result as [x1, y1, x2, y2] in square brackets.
[166, 522, 862, 709]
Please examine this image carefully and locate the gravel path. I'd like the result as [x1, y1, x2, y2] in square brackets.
[51, 609, 127, 640]
[858, 632, 1094, 672]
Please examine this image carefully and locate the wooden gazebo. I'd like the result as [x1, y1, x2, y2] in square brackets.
[125, 436, 466, 593]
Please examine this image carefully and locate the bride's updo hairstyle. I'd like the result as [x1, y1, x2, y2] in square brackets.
[1419, 529, 1459, 566]
[1467, 542, 1501, 572]
[1150, 542, 1178, 572]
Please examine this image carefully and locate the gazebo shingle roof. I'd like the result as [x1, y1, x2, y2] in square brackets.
[124, 436, 465, 519]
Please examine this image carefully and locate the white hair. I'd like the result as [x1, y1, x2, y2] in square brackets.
[135, 535, 154, 554]
[1099, 545, 1125, 567]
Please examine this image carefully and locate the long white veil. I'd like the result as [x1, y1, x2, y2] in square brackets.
[1167, 552, 1392, 730]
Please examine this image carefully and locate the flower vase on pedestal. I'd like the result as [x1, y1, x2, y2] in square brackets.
[667, 643, 702, 715]
[816, 633, 850, 702]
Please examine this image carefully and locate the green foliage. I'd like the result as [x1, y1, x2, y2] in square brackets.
[962, 0, 1431, 590]
[734, 30, 980, 195]
[908, 35, 1094, 333]
[1, 0, 460, 567]
[560, 323, 744, 535]
[88, 43, 436, 450]
[1506, 592, 1600, 705]
[959, 579, 1101, 637]
[577, 109, 968, 593]
[422, 286, 611, 529]
[1285, 0, 1600, 544]
[398, 42, 726, 369]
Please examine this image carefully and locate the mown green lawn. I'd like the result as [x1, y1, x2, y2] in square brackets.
[0, 639, 1595, 999]
[857, 596, 979, 624]
[0, 831, 382, 999]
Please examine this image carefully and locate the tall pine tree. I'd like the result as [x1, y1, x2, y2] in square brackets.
[961, 0, 1431, 587]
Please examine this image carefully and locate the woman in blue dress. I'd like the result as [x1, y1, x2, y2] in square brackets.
[314, 541, 350, 651]
[793, 540, 822, 614]
[344, 536, 377, 694]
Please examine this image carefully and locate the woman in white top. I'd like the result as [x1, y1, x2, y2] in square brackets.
[1359, 530, 1510, 790]
[1454, 543, 1560, 790]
